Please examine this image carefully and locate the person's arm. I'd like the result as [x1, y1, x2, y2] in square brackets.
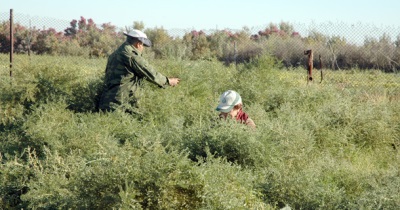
[245, 117, 256, 129]
[130, 53, 171, 87]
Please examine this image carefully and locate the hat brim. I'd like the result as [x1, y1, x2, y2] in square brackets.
[138, 37, 152, 47]
[123, 32, 152, 47]
[216, 104, 235, 113]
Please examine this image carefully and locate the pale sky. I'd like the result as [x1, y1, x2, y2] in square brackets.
[2, 0, 399, 30]
[1, 0, 400, 44]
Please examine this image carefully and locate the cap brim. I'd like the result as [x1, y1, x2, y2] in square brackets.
[139, 37, 152, 47]
[123, 32, 152, 47]
[216, 104, 234, 113]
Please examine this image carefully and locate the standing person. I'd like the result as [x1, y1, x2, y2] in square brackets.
[98, 29, 180, 112]
[216, 90, 256, 128]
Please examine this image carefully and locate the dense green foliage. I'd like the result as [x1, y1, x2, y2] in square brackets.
[1, 53, 399, 209]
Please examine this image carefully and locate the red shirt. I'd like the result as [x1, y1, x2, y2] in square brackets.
[236, 109, 249, 124]
[219, 109, 256, 128]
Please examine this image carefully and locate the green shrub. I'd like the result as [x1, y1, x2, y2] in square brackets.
[1, 54, 399, 209]
[181, 121, 268, 167]
[0, 154, 31, 209]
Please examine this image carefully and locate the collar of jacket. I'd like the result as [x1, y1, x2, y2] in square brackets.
[125, 42, 142, 56]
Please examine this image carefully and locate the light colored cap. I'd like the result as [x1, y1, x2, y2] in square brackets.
[123, 29, 152, 47]
[216, 90, 242, 113]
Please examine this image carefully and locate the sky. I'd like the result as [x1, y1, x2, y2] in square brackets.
[2, 0, 400, 29]
[1, 0, 400, 44]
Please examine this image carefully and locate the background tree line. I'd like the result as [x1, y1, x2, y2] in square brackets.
[1, 16, 400, 71]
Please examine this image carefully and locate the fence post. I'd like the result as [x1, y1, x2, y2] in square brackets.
[10, 9, 14, 77]
[28, 19, 31, 57]
[304, 49, 313, 83]
[234, 41, 237, 70]
[319, 54, 323, 82]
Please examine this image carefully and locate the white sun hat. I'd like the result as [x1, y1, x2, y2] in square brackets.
[123, 29, 152, 47]
[216, 90, 242, 113]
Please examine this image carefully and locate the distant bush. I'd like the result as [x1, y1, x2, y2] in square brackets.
[2, 20, 400, 71]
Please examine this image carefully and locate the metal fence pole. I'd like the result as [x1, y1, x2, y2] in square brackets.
[234, 41, 237, 70]
[304, 49, 313, 83]
[28, 19, 31, 57]
[10, 9, 14, 77]
[319, 54, 323, 83]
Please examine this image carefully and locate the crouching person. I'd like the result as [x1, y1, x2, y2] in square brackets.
[98, 29, 180, 113]
[216, 90, 256, 129]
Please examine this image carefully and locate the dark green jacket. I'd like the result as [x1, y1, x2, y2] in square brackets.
[98, 42, 169, 111]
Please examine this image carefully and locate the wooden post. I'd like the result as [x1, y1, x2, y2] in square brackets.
[304, 49, 313, 82]
[234, 41, 237, 69]
[28, 19, 31, 56]
[319, 55, 323, 82]
[10, 9, 14, 77]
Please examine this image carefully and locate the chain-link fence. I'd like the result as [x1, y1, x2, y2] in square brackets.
[1, 12, 400, 84]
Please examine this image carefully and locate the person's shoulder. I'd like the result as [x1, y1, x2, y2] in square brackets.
[117, 42, 137, 55]
[240, 110, 256, 128]
[245, 116, 256, 129]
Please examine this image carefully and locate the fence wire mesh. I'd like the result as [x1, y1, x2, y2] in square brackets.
[1, 12, 400, 89]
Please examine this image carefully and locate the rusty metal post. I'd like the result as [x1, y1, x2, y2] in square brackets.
[304, 49, 313, 82]
[28, 19, 31, 57]
[234, 41, 237, 70]
[319, 54, 323, 82]
[10, 9, 14, 77]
